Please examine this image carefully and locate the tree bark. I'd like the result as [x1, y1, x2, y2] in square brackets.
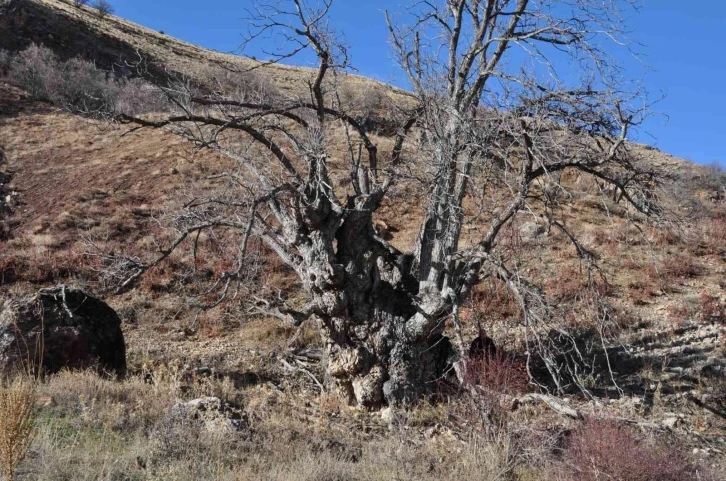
[299, 204, 455, 407]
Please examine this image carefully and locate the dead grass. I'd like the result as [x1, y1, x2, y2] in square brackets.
[18, 369, 532, 481]
[0, 378, 36, 481]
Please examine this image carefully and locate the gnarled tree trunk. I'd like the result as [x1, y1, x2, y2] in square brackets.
[287, 195, 455, 406]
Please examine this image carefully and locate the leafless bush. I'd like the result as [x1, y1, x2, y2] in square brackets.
[661, 253, 702, 282]
[54, 57, 119, 114]
[93, 0, 113, 19]
[4, 44, 160, 116]
[681, 162, 726, 196]
[73, 0, 89, 7]
[206, 66, 278, 102]
[564, 418, 694, 481]
[6, 43, 61, 99]
[115, 77, 167, 115]
[699, 292, 725, 324]
[338, 82, 386, 117]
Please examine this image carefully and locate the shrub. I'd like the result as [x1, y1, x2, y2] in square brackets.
[54, 57, 119, 114]
[699, 292, 725, 324]
[660, 253, 701, 281]
[73, 0, 89, 6]
[3, 44, 161, 117]
[564, 418, 692, 481]
[0, 379, 36, 481]
[6, 43, 61, 100]
[464, 351, 529, 397]
[93, 0, 113, 19]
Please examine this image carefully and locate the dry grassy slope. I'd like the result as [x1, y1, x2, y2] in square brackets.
[0, 1, 725, 467]
[0, 0, 411, 105]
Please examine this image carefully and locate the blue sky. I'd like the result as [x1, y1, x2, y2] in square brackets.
[111, 1, 725, 166]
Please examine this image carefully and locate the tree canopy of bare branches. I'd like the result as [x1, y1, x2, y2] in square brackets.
[114, 0, 659, 406]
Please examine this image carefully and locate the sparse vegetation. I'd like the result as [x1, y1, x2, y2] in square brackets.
[0, 44, 159, 116]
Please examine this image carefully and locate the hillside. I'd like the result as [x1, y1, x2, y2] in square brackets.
[0, 1, 725, 480]
[0, 0, 410, 103]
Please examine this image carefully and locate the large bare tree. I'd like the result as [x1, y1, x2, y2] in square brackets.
[114, 0, 658, 406]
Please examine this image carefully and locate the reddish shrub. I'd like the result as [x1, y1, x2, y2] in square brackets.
[628, 280, 655, 306]
[699, 293, 725, 324]
[667, 303, 697, 326]
[463, 351, 529, 397]
[564, 418, 693, 481]
[661, 254, 701, 280]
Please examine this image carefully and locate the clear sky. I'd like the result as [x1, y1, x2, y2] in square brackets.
[111, 0, 725, 167]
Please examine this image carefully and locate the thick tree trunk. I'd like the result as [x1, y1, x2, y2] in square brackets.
[295, 204, 456, 407]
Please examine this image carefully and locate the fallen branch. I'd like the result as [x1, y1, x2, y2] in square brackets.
[515, 393, 583, 420]
[279, 357, 326, 393]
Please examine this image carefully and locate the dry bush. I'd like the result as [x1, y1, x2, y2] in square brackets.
[627, 277, 657, 306]
[463, 353, 529, 398]
[3, 44, 160, 117]
[459, 352, 530, 426]
[545, 265, 587, 302]
[54, 57, 118, 114]
[0, 378, 36, 481]
[41, 370, 175, 433]
[0, 246, 88, 285]
[6, 44, 60, 100]
[666, 301, 698, 326]
[563, 418, 693, 481]
[338, 82, 386, 119]
[24, 370, 528, 481]
[660, 253, 701, 283]
[93, 0, 113, 19]
[699, 293, 725, 324]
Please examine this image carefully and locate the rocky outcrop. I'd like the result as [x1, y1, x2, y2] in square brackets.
[0, 286, 126, 376]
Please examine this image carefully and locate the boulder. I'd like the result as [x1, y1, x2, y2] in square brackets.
[0, 286, 126, 376]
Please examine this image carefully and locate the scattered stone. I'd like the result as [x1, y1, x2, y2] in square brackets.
[424, 424, 440, 439]
[380, 406, 394, 424]
[162, 396, 247, 434]
[0, 286, 126, 376]
[519, 221, 547, 241]
[662, 417, 679, 429]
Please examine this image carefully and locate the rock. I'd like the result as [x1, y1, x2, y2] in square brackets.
[519, 221, 547, 241]
[424, 424, 440, 439]
[662, 417, 679, 429]
[161, 396, 247, 434]
[380, 406, 394, 424]
[0, 286, 126, 376]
